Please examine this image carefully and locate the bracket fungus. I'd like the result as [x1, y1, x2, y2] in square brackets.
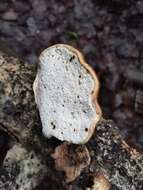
[33, 44, 101, 144]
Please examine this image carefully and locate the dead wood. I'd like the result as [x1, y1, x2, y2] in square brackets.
[0, 51, 143, 190]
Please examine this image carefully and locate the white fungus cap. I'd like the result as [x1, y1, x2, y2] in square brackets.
[33, 44, 101, 144]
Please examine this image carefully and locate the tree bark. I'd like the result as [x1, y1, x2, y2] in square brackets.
[0, 50, 142, 190]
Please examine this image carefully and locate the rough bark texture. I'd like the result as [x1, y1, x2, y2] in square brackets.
[0, 51, 143, 190]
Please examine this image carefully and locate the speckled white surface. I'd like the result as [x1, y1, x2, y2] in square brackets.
[34, 45, 97, 144]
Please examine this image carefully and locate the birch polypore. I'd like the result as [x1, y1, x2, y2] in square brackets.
[33, 44, 101, 144]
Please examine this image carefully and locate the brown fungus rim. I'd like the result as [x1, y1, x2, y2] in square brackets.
[35, 44, 102, 144]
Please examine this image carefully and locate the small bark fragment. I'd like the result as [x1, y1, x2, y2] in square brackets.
[86, 172, 110, 190]
[51, 142, 91, 182]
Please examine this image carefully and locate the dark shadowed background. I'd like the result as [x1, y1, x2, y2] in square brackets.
[0, 0, 143, 151]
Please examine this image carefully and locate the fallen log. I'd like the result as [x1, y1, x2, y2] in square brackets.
[0, 49, 142, 190]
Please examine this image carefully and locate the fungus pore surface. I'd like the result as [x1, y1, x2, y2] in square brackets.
[33, 44, 101, 144]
